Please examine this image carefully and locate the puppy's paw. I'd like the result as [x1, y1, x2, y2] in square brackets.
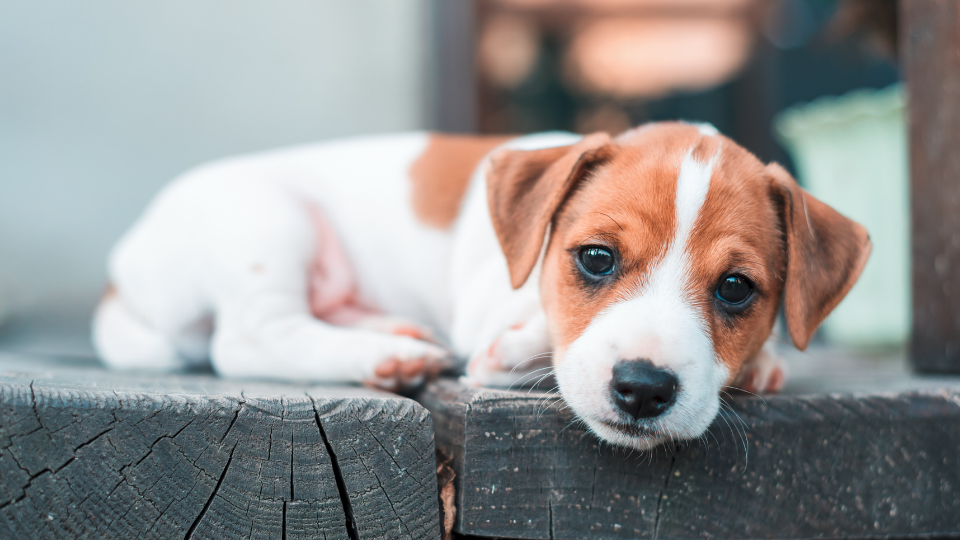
[364, 337, 451, 393]
[351, 314, 441, 344]
[461, 321, 552, 388]
[731, 347, 786, 394]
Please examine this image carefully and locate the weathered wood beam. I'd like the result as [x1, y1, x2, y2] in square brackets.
[0, 355, 440, 540]
[904, 0, 960, 373]
[419, 373, 960, 539]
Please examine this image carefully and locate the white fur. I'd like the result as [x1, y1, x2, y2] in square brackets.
[692, 122, 719, 136]
[449, 132, 581, 358]
[556, 144, 728, 450]
[97, 133, 451, 381]
[95, 131, 579, 384]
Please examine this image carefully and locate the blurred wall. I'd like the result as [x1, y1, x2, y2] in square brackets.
[0, 0, 430, 351]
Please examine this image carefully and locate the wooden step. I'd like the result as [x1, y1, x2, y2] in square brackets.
[0, 354, 440, 540]
[418, 350, 960, 539]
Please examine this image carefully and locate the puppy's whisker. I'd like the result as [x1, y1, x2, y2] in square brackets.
[536, 398, 562, 420]
[526, 371, 557, 393]
[506, 350, 553, 368]
[527, 369, 556, 386]
[516, 364, 554, 375]
[719, 397, 750, 472]
[716, 400, 739, 458]
[507, 366, 555, 389]
[559, 417, 583, 434]
[514, 351, 555, 363]
[705, 425, 721, 449]
[721, 397, 751, 434]
[533, 386, 561, 413]
[507, 366, 554, 388]
[507, 352, 554, 376]
[722, 386, 767, 404]
[533, 390, 562, 418]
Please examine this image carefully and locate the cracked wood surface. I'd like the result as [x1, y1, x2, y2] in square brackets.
[419, 376, 960, 540]
[0, 354, 440, 540]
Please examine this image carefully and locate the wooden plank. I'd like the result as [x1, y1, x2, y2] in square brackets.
[418, 352, 960, 539]
[0, 354, 440, 540]
[904, 0, 960, 373]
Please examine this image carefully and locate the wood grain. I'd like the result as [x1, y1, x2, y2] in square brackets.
[0, 355, 440, 540]
[419, 379, 960, 539]
[904, 0, 960, 373]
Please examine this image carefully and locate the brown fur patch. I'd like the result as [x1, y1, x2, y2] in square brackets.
[409, 134, 514, 229]
[767, 163, 871, 350]
[488, 133, 615, 289]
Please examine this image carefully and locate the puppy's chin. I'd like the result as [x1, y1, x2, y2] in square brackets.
[581, 417, 668, 451]
[568, 388, 724, 452]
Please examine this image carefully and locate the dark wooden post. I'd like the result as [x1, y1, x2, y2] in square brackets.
[431, 0, 478, 133]
[904, 0, 960, 373]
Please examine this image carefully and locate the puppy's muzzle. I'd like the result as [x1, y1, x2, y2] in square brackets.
[610, 360, 678, 420]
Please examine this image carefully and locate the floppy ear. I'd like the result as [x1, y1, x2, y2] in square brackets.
[768, 163, 871, 350]
[487, 133, 614, 289]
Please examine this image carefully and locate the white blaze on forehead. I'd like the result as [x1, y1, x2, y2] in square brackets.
[554, 139, 730, 450]
[690, 122, 719, 136]
[674, 149, 716, 248]
[597, 146, 720, 361]
[630, 146, 719, 312]
[580, 145, 722, 364]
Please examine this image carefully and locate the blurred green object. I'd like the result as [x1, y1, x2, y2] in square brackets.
[776, 84, 908, 347]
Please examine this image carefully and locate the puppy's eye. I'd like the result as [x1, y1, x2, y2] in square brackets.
[716, 275, 753, 304]
[579, 246, 615, 276]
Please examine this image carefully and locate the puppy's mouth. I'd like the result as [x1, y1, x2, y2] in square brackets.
[584, 416, 667, 450]
[597, 419, 649, 437]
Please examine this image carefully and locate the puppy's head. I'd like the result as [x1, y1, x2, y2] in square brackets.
[487, 122, 870, 450]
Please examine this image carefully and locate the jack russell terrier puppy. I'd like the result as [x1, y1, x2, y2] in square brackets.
[94, 122, 870, 450]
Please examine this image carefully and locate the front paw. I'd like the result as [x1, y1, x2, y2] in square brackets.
[731, 348, 786, 394]
[364, 338, 452, 393]
[460, 322, 552, 388]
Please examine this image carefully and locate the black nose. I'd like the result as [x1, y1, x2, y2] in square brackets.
[610, 360, 678, 420]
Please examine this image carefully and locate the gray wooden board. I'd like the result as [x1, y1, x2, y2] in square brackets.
[418, 359, 960, 540]
[0, 353, 440, 540]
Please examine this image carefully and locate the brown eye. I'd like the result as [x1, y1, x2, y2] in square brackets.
[578, 246, 614, 276]
[716, 275, 753, 304]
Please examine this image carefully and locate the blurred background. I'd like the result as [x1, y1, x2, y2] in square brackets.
[0, 0, 905, 360]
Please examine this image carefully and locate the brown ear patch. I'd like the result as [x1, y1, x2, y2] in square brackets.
[487, 133, 614, 289]
[768, 163, 872, 350]
[409, 134, 514, 229]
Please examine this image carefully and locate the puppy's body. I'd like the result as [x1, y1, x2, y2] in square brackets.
[96, 131, 567, 380]
[95, 123, 869, 450]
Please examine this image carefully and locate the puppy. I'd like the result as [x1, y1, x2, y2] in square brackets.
[94, 122, 870, 450]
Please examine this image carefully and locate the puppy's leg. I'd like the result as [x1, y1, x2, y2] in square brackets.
[207, 192, 449, 389]
[212, 304, 449, 390]
[461, 311, 553, 388]
[320, 301, 445, 346]
[93, 292, 186, 371]
[730, 336, 786, 394]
